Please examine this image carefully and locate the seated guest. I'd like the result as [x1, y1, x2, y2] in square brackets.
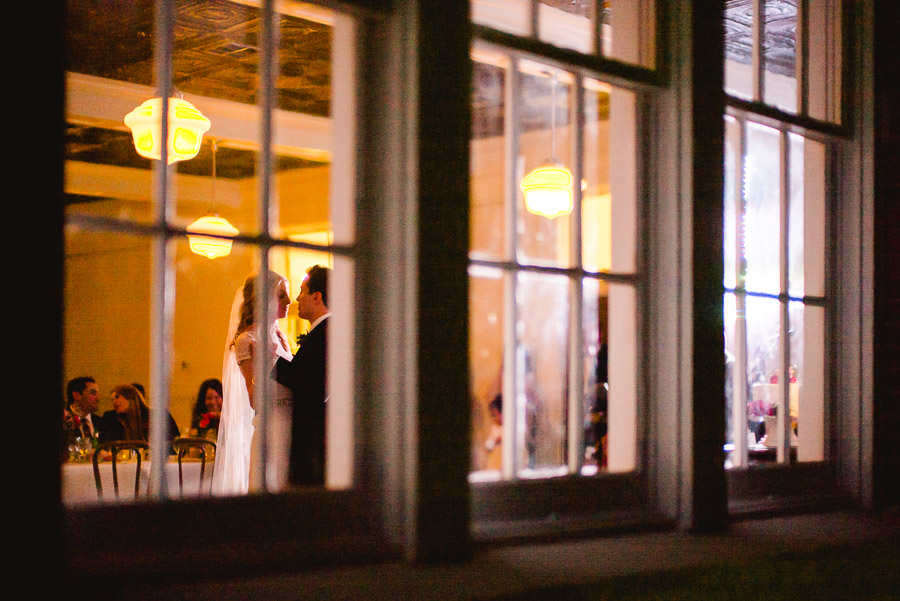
[99, 384, 180, 452]
[190, 378, 223, 436]
[64, 376, 102, 441]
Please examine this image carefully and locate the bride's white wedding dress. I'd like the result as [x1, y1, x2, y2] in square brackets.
[235, 326, 293, 492]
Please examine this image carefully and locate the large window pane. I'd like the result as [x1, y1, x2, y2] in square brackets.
[469, 269, 505, 474]
[603, 0, 656, 68]
[538, 0, 595, 54]
[517, 272, 570, 475]
[518, 65, 575, 267]
[471, 55, 508, 261]
[762, 0, 797, 114]
[744, 122, 781, 295]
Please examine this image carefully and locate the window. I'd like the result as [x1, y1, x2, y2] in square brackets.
[722, 0, 860, 512]
[469, 0, 660, 534]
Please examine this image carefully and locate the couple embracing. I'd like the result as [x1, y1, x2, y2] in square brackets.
[212, 265, 330, 494]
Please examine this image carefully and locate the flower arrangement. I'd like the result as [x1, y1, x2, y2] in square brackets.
[199, 412, 217, 429]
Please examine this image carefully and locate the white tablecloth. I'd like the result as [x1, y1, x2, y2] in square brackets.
[62, 459, 214, 505]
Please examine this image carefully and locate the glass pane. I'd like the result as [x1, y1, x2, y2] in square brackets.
[793, 303, 825, 462]
[63, 229, 155, 505]
[538, 0, 596, 54]
[581, 278, 608, 474]
[65, 0, 155, 226]
[791, 134, 826, 298]
[468, 268, 506, 475]
[762, 0, 798, 113]
[807, 0, 842, 123]
[471, 54, 509, 260]
[724, 292, 737, 449]
[745, 295, 782, 462]
[724, 0, 754, 101]
[583, 79, 636, 274]
[518, 65, 575, 267]
[606, 282, 637, 472]
[517, 272, 570, 475]
[603, 0, 656, 68]
[471, 0, 532, 37]
[744, 122, 781, 295]
[724, 116, 741, 290]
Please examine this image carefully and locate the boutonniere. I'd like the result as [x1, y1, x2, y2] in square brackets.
[295, 332, 308, 347]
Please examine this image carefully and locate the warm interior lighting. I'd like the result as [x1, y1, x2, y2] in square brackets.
[187, 215, 239, 259]
[521, 164, 574, 219]
[520, 70, 575, 219]
[124, 97, 211, 164]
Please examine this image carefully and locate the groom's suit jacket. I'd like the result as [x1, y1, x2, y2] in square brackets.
[275, 319, 327, 485]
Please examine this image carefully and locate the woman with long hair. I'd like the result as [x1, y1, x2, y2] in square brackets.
[212, 271, 292, 494]
[190, 378, 223, 435]
[99, 384, 179, 449]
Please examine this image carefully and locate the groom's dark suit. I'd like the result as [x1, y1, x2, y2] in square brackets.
[275, 319, 327, 485]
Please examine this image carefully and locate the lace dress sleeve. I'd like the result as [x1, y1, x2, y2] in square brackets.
[234, 331, 254, 365]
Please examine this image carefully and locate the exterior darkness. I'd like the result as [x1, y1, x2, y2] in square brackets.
[873, 1, 900, 512]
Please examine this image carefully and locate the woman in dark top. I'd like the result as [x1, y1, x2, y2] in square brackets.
[99, 383, 179, 451]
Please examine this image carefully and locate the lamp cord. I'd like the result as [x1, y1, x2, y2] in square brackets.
[211, 139, 217, 214]
[550, 71, 557, 163]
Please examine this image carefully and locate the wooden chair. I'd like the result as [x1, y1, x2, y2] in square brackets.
[92, 440, 150, 500]
[171, 437, 216, 496]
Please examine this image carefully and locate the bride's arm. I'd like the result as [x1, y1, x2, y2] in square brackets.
[236, 337, 257, 409]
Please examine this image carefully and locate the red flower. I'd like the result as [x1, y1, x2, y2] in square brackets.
[199, 412, 212, 429]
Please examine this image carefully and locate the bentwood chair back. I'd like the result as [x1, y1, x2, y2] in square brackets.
[92, 440, 150, 500]
[171, 437, 216, 496]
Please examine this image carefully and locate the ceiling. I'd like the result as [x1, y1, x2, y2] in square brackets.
[725, 0, 797, 77]
[65, 0, 329, 189]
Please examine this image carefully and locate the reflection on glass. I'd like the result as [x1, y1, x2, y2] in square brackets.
[581, 278, 607, 474]
[468, 269, 506, 474]
[538, 0, 596, 54]
[793, 303, 825, 462]
[788, 133, 805, 297]
[744, 122, 781, 295]
[762, 0, 797, 113]
[471, 0, 531, 36]
[807, 0, 842, 123]
[518, 66, 574, 267]
[517, 272, 569, 475]
[724, 293, 737, 449]
[471, 57, 508, 260]
[582, 78, 613, 272]
[724, 0, 754, 101]
[603, 0, 656, 67]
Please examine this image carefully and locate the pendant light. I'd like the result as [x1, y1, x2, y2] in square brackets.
[187, 140, 239, 259]
[124, 96, 210, 164]
[520, 72, 574, 219]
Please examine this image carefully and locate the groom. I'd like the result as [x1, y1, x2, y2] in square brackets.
[276, 265, 330, 485]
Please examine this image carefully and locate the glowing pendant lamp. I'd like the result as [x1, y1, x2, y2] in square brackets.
[521, 71, 574, 219]
[187, 140, 239, 259]
[124, 97, 211, 164]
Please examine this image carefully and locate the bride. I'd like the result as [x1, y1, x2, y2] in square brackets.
[212, 271, 293, 494]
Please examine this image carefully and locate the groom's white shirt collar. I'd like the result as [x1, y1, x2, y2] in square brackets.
[309, 312, 331, 332]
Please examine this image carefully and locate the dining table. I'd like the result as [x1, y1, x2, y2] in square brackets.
[62, 456, 214, 505]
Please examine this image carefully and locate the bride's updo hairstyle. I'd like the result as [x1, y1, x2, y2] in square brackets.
[233, 270, 288, 348]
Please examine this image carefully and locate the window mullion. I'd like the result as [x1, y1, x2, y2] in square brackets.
[777, 129, 791, 464]
[251, 0, 279, 491]
[502, 56, 521, 479]
[567, 73, 586, 473]
[148, 0, 176, 498]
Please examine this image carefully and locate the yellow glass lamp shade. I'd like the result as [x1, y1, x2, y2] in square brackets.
[124, 98, 211, 164]
[186, 215, 239, 259]
[521, 164, 574, 219]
